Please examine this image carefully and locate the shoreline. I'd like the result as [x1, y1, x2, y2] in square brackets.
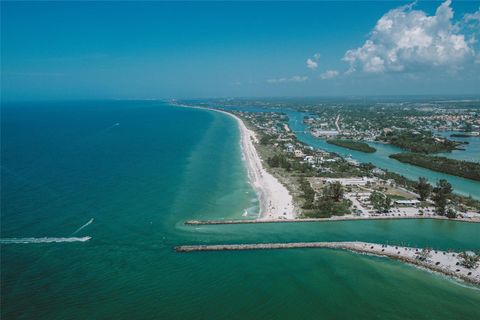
[175, 103, 297, 219]
[175, 241, 480, 286]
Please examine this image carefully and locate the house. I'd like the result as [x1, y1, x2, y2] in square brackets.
[294, 149, 305, 158]
[371, 168, 386, 175]
[324, 177, 374, 186]
[304, 156, 315, 165]
[285, 143, 295, 153]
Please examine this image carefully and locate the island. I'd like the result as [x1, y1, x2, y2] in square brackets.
[326, 139, 376, 153]
[377, 130, 464, 154]
[389, 153, 480, 181]
[451, 133, 478, 138]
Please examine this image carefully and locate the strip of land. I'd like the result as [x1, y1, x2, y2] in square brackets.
[389, 153, 480, 181]
[326, 139, 376, 153]
[185, 215, 480, 225]
[175, 241, 480, 286]
[176, 104, 297, 219]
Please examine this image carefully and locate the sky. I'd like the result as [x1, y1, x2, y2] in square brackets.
[1, 1, 480, 100]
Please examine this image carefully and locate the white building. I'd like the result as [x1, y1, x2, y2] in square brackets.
[324, 177, 374, 186]
[394, 200, 420, 207]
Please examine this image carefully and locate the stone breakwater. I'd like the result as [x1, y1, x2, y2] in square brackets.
[175, 241, 480, 286]
[185, 215, 480, 225]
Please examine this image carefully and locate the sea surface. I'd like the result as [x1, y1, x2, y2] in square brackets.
[1, 101, 479, 319]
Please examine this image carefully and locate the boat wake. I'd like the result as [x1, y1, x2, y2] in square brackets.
[0, 236, 91, 244]
[71, 218, 94, 235]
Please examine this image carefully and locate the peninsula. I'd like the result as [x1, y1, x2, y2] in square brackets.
[176, 100, 480, 222]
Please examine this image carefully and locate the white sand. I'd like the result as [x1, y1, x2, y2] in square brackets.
[349, 242, 480, 285]
[176, 104, 297, 219]
[214, 109, 297, 219]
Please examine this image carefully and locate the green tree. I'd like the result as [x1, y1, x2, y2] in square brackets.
[415, 177, 432, 201]
[300, 178, 315, 209]
[432, 179, 452, 215]
[369, 191, 385, 213]
[458, 251, 480, 269]
[446, 208, 457, 219]
[384, 195, 392, 211]
[369, 192, 391, 213]
[322, 182, 344, 202]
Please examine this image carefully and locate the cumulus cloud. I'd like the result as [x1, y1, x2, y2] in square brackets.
[267, 75, 308, 83]
[343, 0, 476, 73]
[306, 58, 318, 69]
[464, 8, 480, 27]
[319, 70, 339, 79]
[306, 53, 321, 69]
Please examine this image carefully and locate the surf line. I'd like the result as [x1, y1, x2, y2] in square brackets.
[0, 237, 91, 244]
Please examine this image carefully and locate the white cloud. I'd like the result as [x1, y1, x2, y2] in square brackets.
[306, 58, 318, 69]
[306, 53, 321, 69]
[464, 8, 480, 26]
[267, 75, 308, 84]
[319, 70, 339, 79]
[343, 0, 476, 73]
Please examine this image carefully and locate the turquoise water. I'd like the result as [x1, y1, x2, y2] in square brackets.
[1, 101, 479, 319]
[436, 131, 480, 163]
[282, 110, 480, 199]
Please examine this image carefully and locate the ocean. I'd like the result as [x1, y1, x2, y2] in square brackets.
[1, 101, 479, 319]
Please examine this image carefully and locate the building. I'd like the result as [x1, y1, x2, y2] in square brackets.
[324, 177, 374, 186]
[294, 149, 305, 158]
[394, 200, 420, 207]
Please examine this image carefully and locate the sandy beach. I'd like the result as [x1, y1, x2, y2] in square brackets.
[176, 104, 297, 219]
[224, 110, 297, 219]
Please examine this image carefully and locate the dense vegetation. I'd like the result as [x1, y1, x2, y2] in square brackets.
[378, 130, 462, 153]
[390, 153, 480, 181]
[369, 191, 392, 213]
[326, 139, 376, 153]
[432, 179, 453, 216]
[301, 180, 351, 218]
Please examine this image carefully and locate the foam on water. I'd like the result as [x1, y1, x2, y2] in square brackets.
[0, 237, 91, 244]
[71, 218, 94, 235]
